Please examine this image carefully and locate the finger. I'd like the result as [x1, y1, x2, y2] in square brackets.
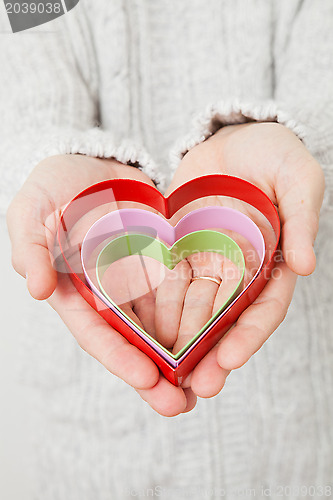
[7, 195, 57, 300]
[132, 290, 157, 337]
[277, 152, 325, 276]
[173, 279, 218, 354]
[48, 272, 159, 390]
[190, 345, 230, 398]
[119, 302, 146, 330]
[181, 372, 192, 388]
[182, 388, 198, 413]
[212, 257, 243, 315]
[136, 375, 187, 417]
[25, 244, 57, 300]
[131, 256, 167, 336]
[155, 260, 192, 348]
[172, 253, 221, 354]
[101, 256, 160, 337]
[217, 262, 297, 370]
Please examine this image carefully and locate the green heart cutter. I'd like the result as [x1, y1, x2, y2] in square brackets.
[95, 229, 245, 358]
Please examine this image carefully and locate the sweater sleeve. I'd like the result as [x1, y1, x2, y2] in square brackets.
[0, 2, 161, 214]
[273, 0, 333, 182]
[169, 1, 333, 187]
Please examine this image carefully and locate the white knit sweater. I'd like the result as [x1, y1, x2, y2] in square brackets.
[1, 1, 333, 499]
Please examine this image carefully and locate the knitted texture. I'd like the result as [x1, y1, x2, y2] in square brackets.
[1, 1, 333, 499]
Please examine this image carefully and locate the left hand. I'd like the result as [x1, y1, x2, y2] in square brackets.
[141, 122, 324, 402]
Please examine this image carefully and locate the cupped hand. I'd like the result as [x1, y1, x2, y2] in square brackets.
[7, 155, 196, 417]
[7, 122, 325, 416]
[161, 122, 325, 398]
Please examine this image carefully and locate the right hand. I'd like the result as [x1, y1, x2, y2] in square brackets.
[7, 155, 197, 416]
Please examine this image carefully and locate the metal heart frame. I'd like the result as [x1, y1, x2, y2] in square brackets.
[81, 206, 264, 360]
[57, 174, 280, 386]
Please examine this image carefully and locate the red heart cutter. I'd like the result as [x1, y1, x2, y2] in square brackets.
[57, 174, 280, 385]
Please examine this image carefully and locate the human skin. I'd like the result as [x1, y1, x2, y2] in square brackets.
[143, 123, 325, 406]
[7, 123, 325, 416]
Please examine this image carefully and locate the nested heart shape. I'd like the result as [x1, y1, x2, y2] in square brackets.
[57, 174, 280, 385]
[81, 206, 265, 362]
[97, 230, 245, 352]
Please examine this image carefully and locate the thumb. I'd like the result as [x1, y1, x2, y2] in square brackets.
[277, 152, 325, 276]
[6, 194, 58, 300]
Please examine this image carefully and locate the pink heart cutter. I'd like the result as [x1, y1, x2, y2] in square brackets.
[81, 206, 265, 361]
[57, 175, 280, 385]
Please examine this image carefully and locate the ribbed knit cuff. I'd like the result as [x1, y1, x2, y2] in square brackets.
[0, 127, 165, 214]
[36, 127, 165, 187]
[169, 99, 308, 172]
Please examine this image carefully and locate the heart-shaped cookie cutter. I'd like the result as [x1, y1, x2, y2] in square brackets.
[81, 206, 264, 360]
[57, 174, 280, 385]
